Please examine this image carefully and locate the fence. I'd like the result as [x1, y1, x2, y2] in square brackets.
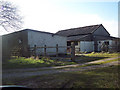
[108, 46, 120, 52]
[29, 42, 75, 61]
[99, 44, 120, 52]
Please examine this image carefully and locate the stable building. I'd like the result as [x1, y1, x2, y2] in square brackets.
[56, 24, 119, 52]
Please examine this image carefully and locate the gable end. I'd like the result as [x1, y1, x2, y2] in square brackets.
[92, 24, 110, 36]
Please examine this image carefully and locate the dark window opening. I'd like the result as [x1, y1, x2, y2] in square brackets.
[105, 41, 109, 45]
[67, 42, 71, 46]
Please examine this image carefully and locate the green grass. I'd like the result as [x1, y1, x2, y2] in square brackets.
[75, 52, 119, 62]
[3, 65, 120, 88]
[74, 52, 120, 64]
[82, 58, 120, 67]
[3, 57, 76, 69]
[55, 58, 120, 69]
[3, 53, 120, 69]
[84, 52, 120, 57]
[94, 58, 119, 64]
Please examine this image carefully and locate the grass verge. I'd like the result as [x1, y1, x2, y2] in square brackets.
[84, 52, 120, 57]
[3, 53, 120, 69]
[82, 58, 120, 67]
[3, 57, 76, 69]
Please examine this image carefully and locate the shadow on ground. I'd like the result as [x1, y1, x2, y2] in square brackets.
[50, 54, 108, 64]
[3, 65, 119, 88]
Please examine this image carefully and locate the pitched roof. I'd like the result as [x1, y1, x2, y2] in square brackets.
[56, 24, 102, 37]
[67, 35, 92, 41]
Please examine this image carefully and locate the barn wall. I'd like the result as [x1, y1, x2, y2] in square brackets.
[28, 31, 67, 55]
[2, 30, 28, 60]
[80, 41, 94, 52]
[93, 25, 110, 36]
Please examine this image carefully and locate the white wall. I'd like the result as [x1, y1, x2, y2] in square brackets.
[28, 31, 67, 55]
[77, 40, 115, 52]
[80, 41, 94, 52]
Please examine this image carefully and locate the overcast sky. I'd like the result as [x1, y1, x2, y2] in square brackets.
[0, 0, 119, 37]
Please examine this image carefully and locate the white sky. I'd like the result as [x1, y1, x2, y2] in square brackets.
[0, 0, 119, 37]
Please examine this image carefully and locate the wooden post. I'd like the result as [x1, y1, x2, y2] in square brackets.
[94, 40, 98, 52]
[44, 45, 46, 57]
[56, 44, 58, 57]
[34, 45, 36, 58]
[71, 42, 75, 62]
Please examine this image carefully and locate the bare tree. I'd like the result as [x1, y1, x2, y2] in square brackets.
[0, 1, 22, 31]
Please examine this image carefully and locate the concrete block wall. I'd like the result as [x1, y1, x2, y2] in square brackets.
[28, 31, 67, 55]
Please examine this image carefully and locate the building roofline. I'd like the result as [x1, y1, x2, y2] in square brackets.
[24, 29, 54, 34]
[91, 24, 102, 33]
[24, 29, 66, 37]
[57, 24, 102, 33]
[1, 29, 66, 37]
[91, 24, 110, 35]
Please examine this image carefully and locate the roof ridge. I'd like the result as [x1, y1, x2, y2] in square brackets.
[91, 24, 102, 34]
[56, 24, 102, 37]
[24, 29, 54, 34]
[57, 24, 102, 32]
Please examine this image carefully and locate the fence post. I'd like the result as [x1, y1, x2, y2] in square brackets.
[56, 44, 58, 57]
[34, 45, 36, 58]
[44, 45, 46, 57]
[71, 42, 75, 62]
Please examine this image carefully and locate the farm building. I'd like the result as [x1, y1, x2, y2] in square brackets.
[56, 24, 120, 52]
[2, 29, 67, 60]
